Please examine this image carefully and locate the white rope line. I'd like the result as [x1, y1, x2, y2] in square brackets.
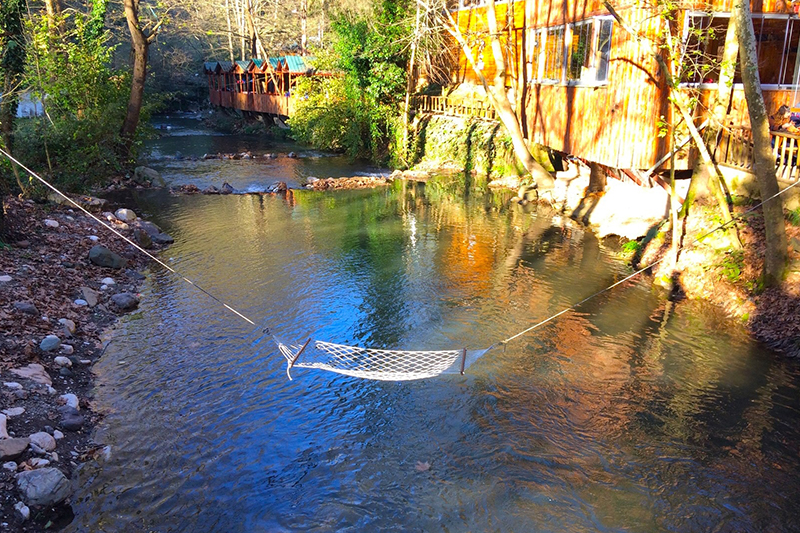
[0, 148, 256, 326]
[498, 178, 800, 347]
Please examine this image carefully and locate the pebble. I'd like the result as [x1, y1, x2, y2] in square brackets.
[59, 407, 84, 431]
[2, 407, 25, 417]
[58, 318, 76, 335]
[87, 235, 99, 242]
[29, 458, 50, 468]
[44, 219, 59, 228]
[54, 356, 72, 368]
[3, 382, 23, 390]
[60, 344, 74, 355]
[59, 367, 73, 377]
[0, 275, 11, 282]
[29, 432, 56, 453]
[40, 335, 61, 352]
[14, 301, 39, 316]
[14, 502, 29, 521]
[81, 286, 99, 307]
[111, 292, 140, 311]
[53, 430, 64, 440]
[74, 299, 88, 307]
[47, 385, 56, 395]
[101, 277, 116, 286]
[59, 393, 79, 410]
[3, 462, 17, 472]
[79, 359, 91, 365]
[0, 414, 8, 439]
[115, 208, 137, 222]
[100, 284, 108, 290]
[0, 438, 30, 461]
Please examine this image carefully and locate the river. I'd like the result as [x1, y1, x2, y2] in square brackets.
[66, 117, 800, 532]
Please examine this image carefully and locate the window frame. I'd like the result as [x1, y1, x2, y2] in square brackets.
[680, 11, 800, 91]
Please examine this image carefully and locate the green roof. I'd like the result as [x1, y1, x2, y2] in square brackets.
[251, 58, 266, 69]
[284, 55, 312, 74]
[235, 60, 251, 71]
[217, 61, 233, 72]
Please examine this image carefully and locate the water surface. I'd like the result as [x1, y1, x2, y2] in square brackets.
[67, 126, 800, 532]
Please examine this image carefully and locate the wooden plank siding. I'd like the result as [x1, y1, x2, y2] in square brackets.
[450, 0, 800, 170]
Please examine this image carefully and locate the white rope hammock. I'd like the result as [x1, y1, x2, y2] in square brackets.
[275, 337, 489, 381]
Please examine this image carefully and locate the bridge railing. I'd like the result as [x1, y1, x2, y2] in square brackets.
[411, 94, 498, 121]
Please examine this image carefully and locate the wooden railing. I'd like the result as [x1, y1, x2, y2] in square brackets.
[411, 95, 498, 121]
[715, 128, 800, 182]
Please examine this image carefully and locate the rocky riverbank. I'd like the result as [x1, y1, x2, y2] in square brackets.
[0, 196, 173, 530]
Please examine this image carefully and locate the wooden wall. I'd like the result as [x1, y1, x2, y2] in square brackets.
[451, 0, 800, 170]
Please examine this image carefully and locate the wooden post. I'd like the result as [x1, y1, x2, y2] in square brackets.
[290, 338, 312, 369]
[459, 348, 467, 375]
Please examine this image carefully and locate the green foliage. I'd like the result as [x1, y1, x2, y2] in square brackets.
[9, 8, 144, 190]
[621, 239, 642, 255]
[787, 207, 800, 226]
[719, 249, 744, 283]
[290, 0, 411, 164]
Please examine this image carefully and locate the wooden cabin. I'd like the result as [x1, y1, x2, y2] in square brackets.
[446, 0, 800, 178]
[204, 56, 317, 118]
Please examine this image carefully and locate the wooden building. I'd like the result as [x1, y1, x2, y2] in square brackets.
[204, 55, 316, 117]
[448, 0, 800, 174]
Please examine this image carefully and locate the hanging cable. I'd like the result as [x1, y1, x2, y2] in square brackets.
[0, 148, 256, 326]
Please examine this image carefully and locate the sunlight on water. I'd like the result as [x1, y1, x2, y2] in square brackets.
[67, 132, 800, 532]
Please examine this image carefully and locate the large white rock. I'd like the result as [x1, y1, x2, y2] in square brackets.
[16, 468, 71, 507]
[28, 432, 56, 453]
[59, 393, 79, 410]
[114, 208, 137, 222]
[10, 364, 52, 386]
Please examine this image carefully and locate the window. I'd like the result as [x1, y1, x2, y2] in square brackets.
[568, 18, 613, 83]
[543, 26, 565, 82]
[683, 13, 800, 87]
[526, 28, 543, 81]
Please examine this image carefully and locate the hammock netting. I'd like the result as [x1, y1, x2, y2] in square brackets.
[275, 337, 489, 381]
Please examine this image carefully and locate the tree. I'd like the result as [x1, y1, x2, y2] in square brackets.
[445, 0, 555, 189]
[120, 0, 165, 157]
[0, 0, 27, 199]
[732, 0, 787, 286]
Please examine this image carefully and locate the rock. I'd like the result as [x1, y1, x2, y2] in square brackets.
[3, 407, 25, 417]
[12, 390, 28, 400]
[151, 232, 174, 245]
[13, 302, 39, 316]
[28, 432, 56, 453]
[3, 382, 23, 390]
[0, 414, 8, 439]
[88, 245, 127, 269]
[110, 292, 140, 311]
[53, 430, 64, 440]
[87, 235, 99, 242]
[40, 335, 61, 352]
[0, 274, 11, 282]
[14, 501, 29, 521]
[81, 286, 99, 307]
[135, 221, 161, 237]
[59, 408, 84, 432]
[10, 364, 52, 386]
[114, 208, 137, 222]
[269, 181, 288, 193]
[46, 385, 56, 395]
[221, 182, 235, 194]
[125, 269, 146, 281]
[287, 151, 298, 158]
[29, 458, 50, 468]
[62, 261, 76, 269]
[60, 344, 74, 355]
[0, 438, 29, 461]
[58, 318, 76, 335]
[203, 185, 220, 194]
[134, 166, 164, 187]
[16, 468, 71, 507]
[133, 228, 152, 248]
[59, 394, 79, 410]
[44, 219, 60, 228]
[74, 299, 88, 307]
[15, 240, 30, 248]
[101, 277, 116, 286]
[53, 356, 72, 368]
[59, 367, 73, 377]
[791, 237, 800, 253]
[3, 461, 17, 471]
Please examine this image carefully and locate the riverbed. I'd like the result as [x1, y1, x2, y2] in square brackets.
[66, 119, 800, 532]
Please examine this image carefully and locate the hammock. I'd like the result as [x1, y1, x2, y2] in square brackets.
[275, 337, 490, 381]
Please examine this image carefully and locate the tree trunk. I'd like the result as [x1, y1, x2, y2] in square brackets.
[446, 2, 555, 189]
[733, 0, 787, 286]
[120, 0, 150, 157]
[300, 0, 308, 55]
[402, 1, 423, 167]
[43, 0, 64, 37]
[225, 0, 235, 62]
[588, 162, 606, 192]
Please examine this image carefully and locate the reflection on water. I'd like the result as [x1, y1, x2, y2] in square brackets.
[70, 179, 800, 532]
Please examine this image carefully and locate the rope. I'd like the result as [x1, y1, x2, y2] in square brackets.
[0, 148, 256, 326]
[495, 177, 800, 348]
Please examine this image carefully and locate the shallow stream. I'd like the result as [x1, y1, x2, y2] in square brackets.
[66, 118, 800, 532]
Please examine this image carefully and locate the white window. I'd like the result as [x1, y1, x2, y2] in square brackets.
[567, 18, 613, 84]
[543, 26, 566, 82]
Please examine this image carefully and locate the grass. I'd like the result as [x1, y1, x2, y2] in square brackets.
[787, 207, 800, 226]
[719, 249, 745, 283]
